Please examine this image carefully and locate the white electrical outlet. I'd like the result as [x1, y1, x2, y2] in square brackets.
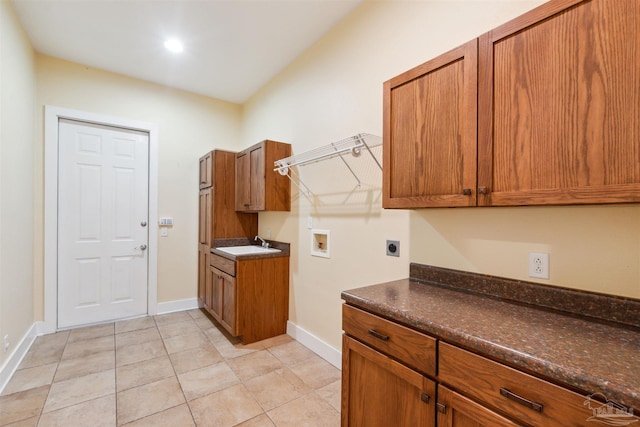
[529, 252, 549, 279]
[3, 335, 9, 353]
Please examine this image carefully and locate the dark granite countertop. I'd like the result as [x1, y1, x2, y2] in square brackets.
[210, 238, 290, 261]
[341, 265, 640, 412]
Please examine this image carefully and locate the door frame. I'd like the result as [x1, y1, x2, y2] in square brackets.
[43, 105, 159, 333]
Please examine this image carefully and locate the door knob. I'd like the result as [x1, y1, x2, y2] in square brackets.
[140, 221, 147, 227]
[135, 244, 147, 250]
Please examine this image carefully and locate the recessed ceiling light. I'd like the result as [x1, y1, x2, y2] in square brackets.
[164, 39, 183, 53]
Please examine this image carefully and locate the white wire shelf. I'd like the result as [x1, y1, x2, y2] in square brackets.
[273, 133, 382, 195]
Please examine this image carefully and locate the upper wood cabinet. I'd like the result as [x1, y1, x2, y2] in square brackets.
[384, 0, 640, 208]
[383, 39, 478, 208]
[478, 0, 640, 206]
[199, 151, 213, 189]
[235, 140, 291, 212]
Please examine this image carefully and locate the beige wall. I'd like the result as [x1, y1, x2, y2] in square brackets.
[243, 0, 639, 351]
[33, 55, 243, 314]
[0, 0, 36, 366]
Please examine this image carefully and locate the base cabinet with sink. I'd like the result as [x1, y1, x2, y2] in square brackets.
[209, 251, 289, 344]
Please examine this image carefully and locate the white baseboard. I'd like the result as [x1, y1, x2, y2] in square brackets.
[286, 321, 342, 369]
[156, 298, 199, 315]
[0, 322, 43, 394]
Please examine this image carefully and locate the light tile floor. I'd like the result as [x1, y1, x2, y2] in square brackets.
[0, 309, 341, 427]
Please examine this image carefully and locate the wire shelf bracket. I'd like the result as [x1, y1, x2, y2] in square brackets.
[273, 133, 382, 195]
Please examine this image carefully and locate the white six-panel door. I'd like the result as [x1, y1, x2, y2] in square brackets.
[57, 119, 149, 328]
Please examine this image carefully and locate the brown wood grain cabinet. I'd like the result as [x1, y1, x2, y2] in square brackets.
[384, 0, 640, 208]
[209, 265, 236, 334]
[235, 140, 292, 212]
[341, 305, 437, 427]
[438, 342, 590, 427]
[209, 253, 289, 344]
[199, 151, 212, 189]
[197, 150, 257, 309]
[342, 304, 596, 426]
[436, 386, 519, 427]
[383, 39, 478, 208]
[342, 335, 436, 427]
[478, 0, 640, 206]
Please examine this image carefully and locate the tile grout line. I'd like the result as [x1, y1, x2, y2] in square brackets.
[156, 313, 199, 427]
[36, 329, 71, 423]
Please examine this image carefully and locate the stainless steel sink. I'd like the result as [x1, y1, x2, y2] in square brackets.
[215, 245, 281, 255]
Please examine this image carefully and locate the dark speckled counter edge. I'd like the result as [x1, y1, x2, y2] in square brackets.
[410, 263, 640, 329]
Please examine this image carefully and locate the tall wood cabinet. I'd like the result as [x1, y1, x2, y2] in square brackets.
[384, 0, 640, 208]
[235, 140, 291, 212]
[197, 150, 257, 309]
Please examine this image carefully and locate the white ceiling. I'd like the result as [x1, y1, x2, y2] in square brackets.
[12, 0, 363, 104]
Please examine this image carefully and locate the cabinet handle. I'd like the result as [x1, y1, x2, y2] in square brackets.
[367, 329, 389, 341]
[499, 388, 543, 413]
[436, 403, 446, 414]
[421, 393, 431, 404]
[478, 186, 488, 195]
[462, 188, 472, 196]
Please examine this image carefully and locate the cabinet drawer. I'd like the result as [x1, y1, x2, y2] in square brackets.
[342, 304, 436, 377]
[210, 254, 235, 276]
[439, 342, 589, 427]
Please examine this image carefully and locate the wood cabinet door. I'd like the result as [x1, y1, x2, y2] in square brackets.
[212, 150, 258, 239]
[478, 0, 640, 206]
[209, 266, 223, 322]
[341, 335, 436, 427]
[199, 151, 212, 189]
[211, 266, 237, 335]
[437, 386, 520, 427]
[197, 246, 208, 306]
[198, 188, 212, 246]
[383, 39, 478, 208]
[220, 269, 236, 335]
[235, 151, 251, 211]
[249, 144, 265, 210]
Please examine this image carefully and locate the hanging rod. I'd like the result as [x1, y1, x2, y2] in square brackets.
[274, 133, 382, 175]
[273, 133, 382, 195]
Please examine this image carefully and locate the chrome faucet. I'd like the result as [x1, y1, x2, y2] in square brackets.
[255, 235, 270, 248]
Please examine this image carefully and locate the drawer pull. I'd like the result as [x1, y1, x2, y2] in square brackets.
[367, 329, 389, 341]
[499, 388, 543, 413]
